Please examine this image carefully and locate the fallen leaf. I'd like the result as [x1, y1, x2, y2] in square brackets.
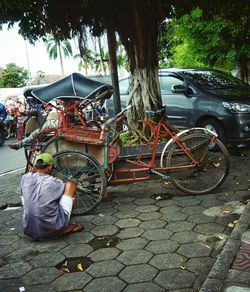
[218, 235, 224, 240]
[60, 266, 70, 273]
[77, 263, 84, 271]
[155, 196, 162, 201]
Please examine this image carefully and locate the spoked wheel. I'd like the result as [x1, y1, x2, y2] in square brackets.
[52, 150, 107, 215]
[41, 136, 61, 155]
[4, 127, 11, 139]
[86, 120, 102, 129]
[24, 133, 54, 161]
[162, 133, 230, 195]
[106, 163, 114, 182]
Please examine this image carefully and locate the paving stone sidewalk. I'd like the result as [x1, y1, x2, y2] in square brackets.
[0, 148, 250, 292]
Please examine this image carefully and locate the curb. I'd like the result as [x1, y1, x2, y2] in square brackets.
[200, 202, 250, 292]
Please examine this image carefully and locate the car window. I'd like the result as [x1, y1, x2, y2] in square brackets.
[159, 75, 184, 94]
[182, 70, 248, 90]
[119, 78, 130, 95]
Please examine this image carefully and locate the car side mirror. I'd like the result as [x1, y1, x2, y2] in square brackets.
[171, 85, 189, 94]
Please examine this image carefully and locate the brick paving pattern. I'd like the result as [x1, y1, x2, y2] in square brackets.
[0, 147, 250, 291]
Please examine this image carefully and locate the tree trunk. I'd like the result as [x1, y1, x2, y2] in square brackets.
[58, 43, 64, 76]
[239, 56, 249, 83]
[84, 61, 88, 76]
[98, 37, 105, 75]
[127, 67, 162, 139]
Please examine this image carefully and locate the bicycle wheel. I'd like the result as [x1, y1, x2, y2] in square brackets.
[162, 133, 230, 195]
[41, 136, 61, 155]
[24, 132, 53, 161]
[52, 150, 107, 215]
[5, 128, 11, 139]
[86, 120, 101, 129]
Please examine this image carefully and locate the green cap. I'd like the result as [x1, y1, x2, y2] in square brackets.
[35, 153, 55, 166]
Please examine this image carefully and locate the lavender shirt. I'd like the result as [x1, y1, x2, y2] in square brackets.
[21, 172, 68, 240]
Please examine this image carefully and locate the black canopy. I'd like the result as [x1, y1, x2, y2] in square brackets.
[31, 73, 113, 104]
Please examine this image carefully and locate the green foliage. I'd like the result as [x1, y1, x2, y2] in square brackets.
[173, 42, 205, 68]
[45, 34, 73, 75]
[158, 21, 173, 69]
[45, 34, 72, 59]
[74, 49, 95, 74]
[0, 63, 29, 87]
[168, 6, 250, 74]
[119, 132, 135, 146]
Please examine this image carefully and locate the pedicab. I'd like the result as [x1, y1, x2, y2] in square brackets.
[25, 73, 230, 216]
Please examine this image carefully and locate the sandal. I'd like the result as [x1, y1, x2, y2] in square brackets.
[240, 195, 250, 204]
[63, 223, 84, 235]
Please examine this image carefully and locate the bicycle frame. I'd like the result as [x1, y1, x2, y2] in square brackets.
[58, 101, 87, 132]
[107, 116, 217, 184]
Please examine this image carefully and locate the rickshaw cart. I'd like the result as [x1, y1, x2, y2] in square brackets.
[25, 73, 230, 216]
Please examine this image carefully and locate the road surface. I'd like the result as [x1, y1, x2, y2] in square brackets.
[0, 138, 26, 175]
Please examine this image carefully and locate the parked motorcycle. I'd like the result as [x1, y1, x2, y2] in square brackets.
[4, 115, 17, 139]
[0, 120, 7, 147]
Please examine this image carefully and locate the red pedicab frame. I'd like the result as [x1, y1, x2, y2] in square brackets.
[25, 73, 230, 216]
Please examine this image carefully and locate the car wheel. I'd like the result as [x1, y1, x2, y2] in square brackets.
[201, 118, 226, 146]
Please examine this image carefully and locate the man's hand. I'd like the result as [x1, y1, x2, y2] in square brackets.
[65, 181, 77, 205]
[67, 181, 77, 193]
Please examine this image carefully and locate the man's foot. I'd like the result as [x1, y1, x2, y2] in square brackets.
[240, 195, 250, 204]
[8, 143, 20, 150]
[62, 223, 84, 235]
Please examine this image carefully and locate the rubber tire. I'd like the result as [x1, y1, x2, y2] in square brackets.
[86, 120, 102, 129]
[201, 119, 226, 145]
[52, 150, 107, 215]
[41, 136, 62, 155]
[5, 128, 11, 139]
[163, 132, 230, 195]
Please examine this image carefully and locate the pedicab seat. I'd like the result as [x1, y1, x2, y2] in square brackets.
[60, 125, 105, 145]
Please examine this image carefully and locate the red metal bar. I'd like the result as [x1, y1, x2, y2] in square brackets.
[110, 165, 151, 183]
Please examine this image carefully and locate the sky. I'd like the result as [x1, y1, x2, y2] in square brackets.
[0, 24, 79, 77]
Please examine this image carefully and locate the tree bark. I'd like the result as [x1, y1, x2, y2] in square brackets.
[107, 27, 121, 115]
[58, 42, 64, 76]
[127, 67, 162, 139]
[239, 56, 249, 83]
[98, 37, 105, 75]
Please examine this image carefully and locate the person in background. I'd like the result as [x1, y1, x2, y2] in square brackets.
[8, 110, 59, 150]
[0, 103, 7, 122]
[21, 153, 84, 240]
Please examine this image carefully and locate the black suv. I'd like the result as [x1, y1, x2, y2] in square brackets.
[106, 68, 250, 146]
